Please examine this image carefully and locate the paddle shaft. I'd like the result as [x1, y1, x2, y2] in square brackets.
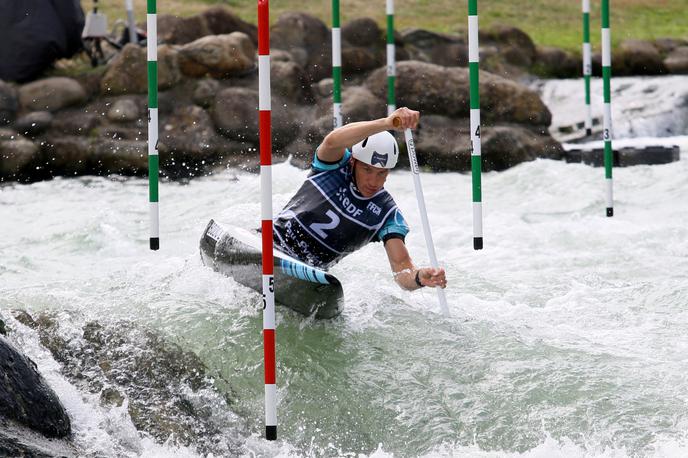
[398, 125, 450, 316]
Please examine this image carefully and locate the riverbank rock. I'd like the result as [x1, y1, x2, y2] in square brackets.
[664, 46, 688, 74]
[0, 336, 71, 438]
[413, 115, 562, 171]
[616, 40, 666, 75]
[19, 77, 87, 112]
[153, 7, 257, 46]
[15, 111, 53, 137]
[178, 32, 256, 79]
[366, 60, 551, 126]
[534, 46, 579, 78]
[400, 28, 468, 67]
[0, 137, 40, 179]
[0, 81, 18, 125]
[13, 311, 245, 456]
[270, 12, 331, 82]
[101, 44, 181, 95]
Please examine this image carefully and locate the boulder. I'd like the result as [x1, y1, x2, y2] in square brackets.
[178, 32, 256, 79]
[158, 105, 224, 157]
[51, 110, 101, 136]
[193, 78, 222, 108]
[201, 6, 258, 44]
[0, 80, 18, 125]
[653, 38, 688, 55]
[211, 87, 301, 149]
[400, 29, 468, 67]
[480, 25, 537, 67]
[92, 139, 148, 175]
[271, 60, 312, 102]
[154, 13, 210, 45]
[270, 12, 331, 82]
[481, 125, 563, 171]
[342, 47, 383, 76]
[0, 336, 71, 438]
[342, 18, 382, 47]
[365, 60, 551, 126]
[617, 40, 666, 75]
[152, 7, 257, 46]
[414, 115, 562, 171]
[0, 137, 39, 178]
[101, 44, 181, 95]
[107, 98, 139, 123]
[14, 111, 53, 137]
[41, 136, 94, 176]
[664, 46, 688, 74]
[19, 77, 87, 112]
[534, 46, 579, 78]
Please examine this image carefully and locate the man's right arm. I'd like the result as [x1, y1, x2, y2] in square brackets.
[316, 107, 419, 162]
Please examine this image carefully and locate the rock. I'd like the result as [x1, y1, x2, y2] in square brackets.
[342, 18, 382, 47]
[342, 47, 382, 76]
[481, 125, 563, 171]
[653, 38, 688, 55]
[211, 87, 258, 143]
[155, 13, 210, 45]
[201, 6, 258, 45]
[534, 46, 579, 78]
[313, 78, 334, 99]
[481, 25, 537, 67]
[664, 46, 688, 74]
[178, 32, 256, 79]
[51, 110, 101, 136]
[617, 40, 666, 75]
[365, 60, 551, 126]
[158, 105, 223, 157]
[400, 29, 468, 67]
[0, 80, 18, 125]
[271, 60, 312, 102]
[0, 127, 17, 140]
[107, 98, 139, 123]
[19, 77, 87, 112]
[101, 44, 181, 95]
[14, 111, 53, 137]
[0, 336, 71, 438]
[13, 311, 245, 456]
[193, 78, 222, 108]
[271, 12, 331, 82]
[414, 115, 562, 171]
[41, 136, 94, 176]
[0, 137, 40, 179]
[93, 139, 148, 175]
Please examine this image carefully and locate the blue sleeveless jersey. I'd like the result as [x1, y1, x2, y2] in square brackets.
[273, 150, 409, 269]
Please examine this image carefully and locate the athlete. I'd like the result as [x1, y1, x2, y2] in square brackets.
[273, 107, 447, 291]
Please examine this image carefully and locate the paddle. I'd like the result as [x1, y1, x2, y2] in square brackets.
[394, 117, 450, 316]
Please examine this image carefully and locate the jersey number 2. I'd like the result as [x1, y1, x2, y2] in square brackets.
[310, 210, 340, 239]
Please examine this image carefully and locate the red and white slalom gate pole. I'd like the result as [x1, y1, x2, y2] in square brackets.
[258, 0, 277, 441]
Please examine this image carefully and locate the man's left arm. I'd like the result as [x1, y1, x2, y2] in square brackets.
[384, 238, 447, 291]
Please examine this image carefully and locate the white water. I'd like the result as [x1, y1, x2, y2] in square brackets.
[1, 149, 688, 456]
[1, 74, 687, 457]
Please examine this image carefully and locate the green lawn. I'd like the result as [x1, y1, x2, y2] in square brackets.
[95, 0, 687, 51]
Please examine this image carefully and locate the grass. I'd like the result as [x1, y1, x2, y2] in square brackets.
[94, 0, 687, 52]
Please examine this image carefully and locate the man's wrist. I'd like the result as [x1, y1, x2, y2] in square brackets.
[414, 270, 425, 288]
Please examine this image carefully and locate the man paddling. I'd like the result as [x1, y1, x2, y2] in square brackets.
[273, 107, 447, 291]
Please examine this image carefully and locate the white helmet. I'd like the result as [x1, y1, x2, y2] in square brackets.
[351, 131, 399, 169]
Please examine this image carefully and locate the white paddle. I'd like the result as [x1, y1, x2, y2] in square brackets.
[394, 118, 450, 316]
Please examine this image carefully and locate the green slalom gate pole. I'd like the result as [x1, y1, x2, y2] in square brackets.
[582, 0, 592, 136]
[468, 0, 483, 250]
[386, 0, 396, 115]
[147, 0, 159, 250]
[332, 0, 342, 128]
[602, 0, 614, 217]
